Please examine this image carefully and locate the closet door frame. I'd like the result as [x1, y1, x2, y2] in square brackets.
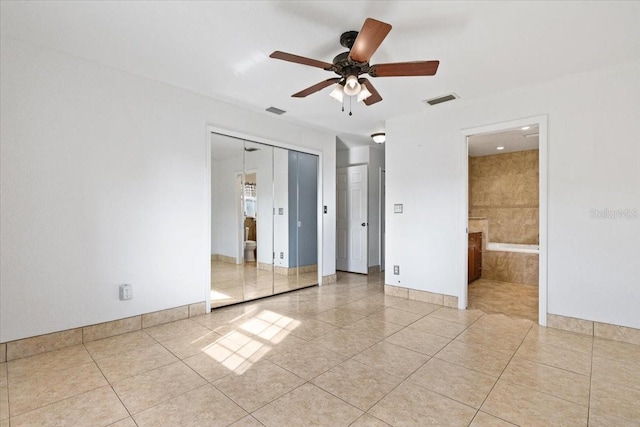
[205, 125, 323, 312]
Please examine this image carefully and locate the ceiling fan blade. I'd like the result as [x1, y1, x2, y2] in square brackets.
[270, 51, 335, 70]
[358, 78, 382, 106]
[348, 18, 392, 64]
[369, 60, 440, 77]
[292, 78, 341, 98]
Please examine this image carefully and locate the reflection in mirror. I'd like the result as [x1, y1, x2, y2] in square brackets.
[273, 149, 318, 293]
[243, 141, 274, 301]
[293, 151, 319, 290]
[210, 134, 245, 307]
[210, 132, 318, 309]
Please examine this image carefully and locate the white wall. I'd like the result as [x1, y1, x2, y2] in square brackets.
[386, 59, 640, 329]
[244, 146, 274, 265]
[337, 146, 369, 168]
[211, 149, 243, 260]
[0, 37, 336, 342]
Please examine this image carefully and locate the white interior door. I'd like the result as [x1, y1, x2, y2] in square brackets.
[337, 165, 368, 273]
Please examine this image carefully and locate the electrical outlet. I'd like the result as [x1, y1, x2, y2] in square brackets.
[280, 252, 284, 259]
[393, 265, 400, 275]
[119, 284, 133, 300]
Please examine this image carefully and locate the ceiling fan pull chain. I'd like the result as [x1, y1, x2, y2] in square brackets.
[349, 96, 353, 116]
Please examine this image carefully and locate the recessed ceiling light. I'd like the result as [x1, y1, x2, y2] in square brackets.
[496, 146, 505, 150]
[521, 126, 530, 130]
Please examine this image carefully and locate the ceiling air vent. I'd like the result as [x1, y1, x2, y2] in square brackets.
[424, 93, 459, 106]
[265, 106, 286, 115]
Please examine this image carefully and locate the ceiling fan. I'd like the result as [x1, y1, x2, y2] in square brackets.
[270, 18, 439, 108]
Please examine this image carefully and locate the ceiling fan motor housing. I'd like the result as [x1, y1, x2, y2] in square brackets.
[333, 51, 370, 80]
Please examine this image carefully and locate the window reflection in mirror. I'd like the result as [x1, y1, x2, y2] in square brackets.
[242, 141, 274, 301]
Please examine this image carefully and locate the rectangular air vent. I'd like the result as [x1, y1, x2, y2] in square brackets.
[424, 93, 459, 106]
[265, 106, 286, 115]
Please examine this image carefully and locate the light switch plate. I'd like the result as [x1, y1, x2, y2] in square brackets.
[394, 204, 403, 213]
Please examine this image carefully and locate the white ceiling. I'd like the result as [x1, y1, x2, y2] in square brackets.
[2, 1, 639, 149]
[468, 125, 539, 157]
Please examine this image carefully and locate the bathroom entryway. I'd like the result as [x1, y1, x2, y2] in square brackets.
[468, 279, 538, 321]
[463, 119, 546, 323]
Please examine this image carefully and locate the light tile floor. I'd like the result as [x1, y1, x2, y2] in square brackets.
[468, 279, 539, 322]
[2, 272, 639, 426]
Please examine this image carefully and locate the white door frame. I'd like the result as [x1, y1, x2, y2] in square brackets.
[459, 115, 548, 326]
[336, 165, 369, 274]
[379, 168, 385, 272]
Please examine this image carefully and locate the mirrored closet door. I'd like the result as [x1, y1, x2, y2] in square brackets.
[210, 133, 318, 308]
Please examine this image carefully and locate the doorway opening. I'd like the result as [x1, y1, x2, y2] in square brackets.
[461, 116, 548, 325]
[336, 164, 369, 274]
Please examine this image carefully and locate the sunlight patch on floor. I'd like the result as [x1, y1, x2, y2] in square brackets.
[202, 309, 300, 374]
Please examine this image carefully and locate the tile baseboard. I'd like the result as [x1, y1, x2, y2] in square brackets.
[548, 313, 640, 346]
[322, 274, 337, 284]
[1, 301, 206, 362]
[273, 264, 319, 276]
[547, 313, 594, 335]
[385, 285, 458, 308]
[212, 254, 241, 264]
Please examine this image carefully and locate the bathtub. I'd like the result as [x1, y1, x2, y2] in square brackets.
[487, 242, 539, 254]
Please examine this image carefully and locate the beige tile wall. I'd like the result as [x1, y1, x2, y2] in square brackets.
[469, 150, 539, 245]
[483, 251, 539, 286]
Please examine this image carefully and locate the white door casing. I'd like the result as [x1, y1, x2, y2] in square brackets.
[337, 165, 368, 273]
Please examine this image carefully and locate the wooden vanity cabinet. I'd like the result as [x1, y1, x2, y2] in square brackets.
[468, 232, 482, 282]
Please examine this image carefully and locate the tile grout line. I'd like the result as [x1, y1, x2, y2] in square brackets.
[352, 314, 480, 422]
[83, 342, 137, 425]
[468, 320, 534, 424]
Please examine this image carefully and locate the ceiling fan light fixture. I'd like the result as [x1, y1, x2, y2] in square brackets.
[329, 84, 344, 102]
[343, 75, 361, 96]
[357, 83, 372, 102]
[371, 132, 386, 144]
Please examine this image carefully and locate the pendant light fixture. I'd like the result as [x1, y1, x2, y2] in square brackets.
[330, 76, 372, 116]
[371, 132, 386, 144]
